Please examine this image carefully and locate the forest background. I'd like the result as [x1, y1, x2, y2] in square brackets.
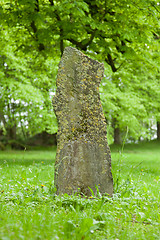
[0, 0, 160, 149]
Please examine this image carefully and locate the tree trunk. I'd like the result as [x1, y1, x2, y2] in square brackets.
[157, 121, 160, 140]
[7, 124, 17, 141]
[114, 126, 121, 144]
[0, 111, 7, 127]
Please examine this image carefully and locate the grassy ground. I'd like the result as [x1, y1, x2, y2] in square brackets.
[0, 141, 159, 239]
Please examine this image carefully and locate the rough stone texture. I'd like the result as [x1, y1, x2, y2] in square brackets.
[53, 47, 113, 196]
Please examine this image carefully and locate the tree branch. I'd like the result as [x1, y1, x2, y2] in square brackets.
[49, 0, 54, 6]
[48, 1, 64, 55]
[105, 53, 117, 72]
[150, 2, 160, 13]
[30, 0, 45, 51]
[67, 31, 96, 51]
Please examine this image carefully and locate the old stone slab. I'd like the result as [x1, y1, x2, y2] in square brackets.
[53, 47, 113, 196]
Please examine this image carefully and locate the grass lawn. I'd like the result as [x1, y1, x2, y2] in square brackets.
[0, 141, 160, 239]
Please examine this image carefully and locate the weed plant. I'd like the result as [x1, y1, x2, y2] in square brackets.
[0, 141, 160, 239]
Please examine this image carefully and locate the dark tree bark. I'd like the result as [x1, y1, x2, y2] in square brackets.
[7, 124, 17, 140]
[0, 111, 7, 127]
[112, 118, 121, 144]
[157, 121, 160, 140]
[114, 126, 121, 145]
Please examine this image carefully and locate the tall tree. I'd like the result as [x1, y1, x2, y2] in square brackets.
[1, 0, 160, 144]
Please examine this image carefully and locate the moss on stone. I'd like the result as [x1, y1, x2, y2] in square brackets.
[53, 47, 113, 196]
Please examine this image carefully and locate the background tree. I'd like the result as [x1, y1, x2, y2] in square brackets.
[0, 0, 160, 147]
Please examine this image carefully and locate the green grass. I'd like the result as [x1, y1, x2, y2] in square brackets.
[0, 141, 160, 239]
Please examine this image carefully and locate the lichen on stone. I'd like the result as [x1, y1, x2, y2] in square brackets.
[53, 47, 113, 196]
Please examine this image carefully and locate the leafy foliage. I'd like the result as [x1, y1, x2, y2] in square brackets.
[0, 0, 160, 143]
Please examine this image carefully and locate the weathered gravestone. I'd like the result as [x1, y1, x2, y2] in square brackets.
[53, 47, 113, 196]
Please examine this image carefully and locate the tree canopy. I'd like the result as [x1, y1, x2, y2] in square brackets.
[0, 0, 160, 146]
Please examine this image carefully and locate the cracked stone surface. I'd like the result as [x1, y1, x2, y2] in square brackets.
[53, 47, 113, 196]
